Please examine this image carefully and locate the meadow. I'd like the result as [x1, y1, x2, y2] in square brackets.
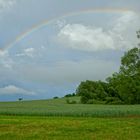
[0, 97, 140, 140]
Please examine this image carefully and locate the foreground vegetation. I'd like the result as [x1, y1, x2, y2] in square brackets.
[0, 116, 140, 140]
[0, 97, 140, 117]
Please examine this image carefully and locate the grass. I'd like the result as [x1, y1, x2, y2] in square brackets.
[0, 97, 140, 117]
[0, 116, 140, 140]
[0, 97, 140, 139]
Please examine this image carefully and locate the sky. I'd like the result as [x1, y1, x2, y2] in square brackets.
[0, 0, 140, 101]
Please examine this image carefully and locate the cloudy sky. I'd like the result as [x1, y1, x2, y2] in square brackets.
[0, 0, 140, 101]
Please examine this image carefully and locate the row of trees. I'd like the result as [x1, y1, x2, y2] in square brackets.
[76, 32, 140, 104]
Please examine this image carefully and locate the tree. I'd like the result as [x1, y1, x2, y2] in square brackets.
[106, 31, 140, 104]
[117, 47, 140, 104]
[76, 31, 140, 104]
[76, 80, 108, 103]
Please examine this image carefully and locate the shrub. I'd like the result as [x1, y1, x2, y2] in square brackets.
[105, 97, 124, 105]
[66, 99, 77, 104]
[53, 97, 59, 99]
[65, 93, 76, 97]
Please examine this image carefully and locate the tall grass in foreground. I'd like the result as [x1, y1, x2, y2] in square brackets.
[0, 97, 140, 117]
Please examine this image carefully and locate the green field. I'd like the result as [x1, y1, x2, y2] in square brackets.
[0, 116, 140, 140]
[0, 97, 140, 140]
[0, 97, 140, 117]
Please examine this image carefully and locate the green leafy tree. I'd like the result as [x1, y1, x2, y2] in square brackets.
[106, 31, 140, 104]
[107, 48, 140, 104]
[76, 80, 107, 103]
[76, 31, 140, 104]
[118, 47, 140, 104]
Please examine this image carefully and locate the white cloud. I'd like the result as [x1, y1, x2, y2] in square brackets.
[0, 85, 36, 95]
[112, 11, 138, 33]
[0, 50, 13, 69]
[24, 48, 35, 57]
[16, 47, 35, 58]
[0, 0, 16, 13]
[55, 19, 66, 28]
[57, 11, 139, 52]
[0, 50, 7, 57]
[58, 24, 114, 51]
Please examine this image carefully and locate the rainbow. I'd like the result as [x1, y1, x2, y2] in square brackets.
[0, 8, 134, 51]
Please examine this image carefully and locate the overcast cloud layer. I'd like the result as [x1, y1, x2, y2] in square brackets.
[0, 0, 140, 100]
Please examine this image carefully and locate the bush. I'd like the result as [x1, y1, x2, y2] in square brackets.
[105, 97, 124, 105]
[80, 96, 89, 104]
[86, 99, 94, 104]
[70, 100, 77, 104]
[86, 99, 105, 104]
[53, 97, 59, 99]
[66, 99, 77, 104]
[65, 93, 76, 98]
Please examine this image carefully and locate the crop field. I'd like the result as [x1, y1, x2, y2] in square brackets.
[0, 97, 140, 117]
[0, 97, 140, 140]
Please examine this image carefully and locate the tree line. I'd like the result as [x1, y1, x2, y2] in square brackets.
[76, 31, 140, 104]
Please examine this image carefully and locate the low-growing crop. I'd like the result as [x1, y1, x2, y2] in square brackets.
[0, 97, 140, 117]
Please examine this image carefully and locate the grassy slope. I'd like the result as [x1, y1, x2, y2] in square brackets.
[0, 97, 140, 117]
[0, 116, 140, 140]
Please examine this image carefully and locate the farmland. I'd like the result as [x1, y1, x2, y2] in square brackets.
[0, 97, 140, 140]
[0, 116, 140, 140]
[0, 97, 140, 117]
